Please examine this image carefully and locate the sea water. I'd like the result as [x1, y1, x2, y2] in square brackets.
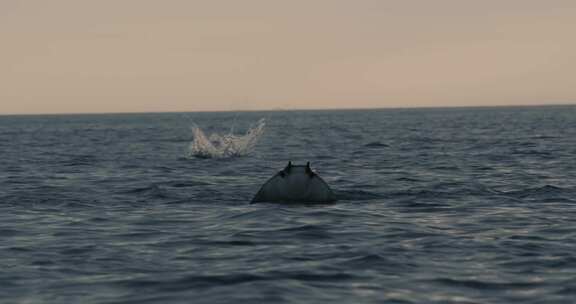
[1, 106, 576, 303]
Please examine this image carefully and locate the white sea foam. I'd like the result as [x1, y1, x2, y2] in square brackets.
[188, 118, 265, 158]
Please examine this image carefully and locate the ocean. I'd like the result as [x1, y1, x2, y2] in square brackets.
[1, 106, 575, 303]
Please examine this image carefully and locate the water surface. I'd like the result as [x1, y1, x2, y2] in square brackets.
[1, 106, 576, 303]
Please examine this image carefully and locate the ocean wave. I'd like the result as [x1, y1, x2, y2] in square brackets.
[364, 141, 390, 148]
[502, 185, 575, 199]
[432, 277, 546, 291]
[335, 189, 384, 201]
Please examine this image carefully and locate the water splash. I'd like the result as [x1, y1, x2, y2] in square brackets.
[188, 119, 265, 159]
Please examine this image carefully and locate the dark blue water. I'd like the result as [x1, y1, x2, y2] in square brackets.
[1, 106, 576, 303]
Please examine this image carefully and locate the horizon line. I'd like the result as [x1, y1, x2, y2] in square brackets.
[1, 102, 574, 117]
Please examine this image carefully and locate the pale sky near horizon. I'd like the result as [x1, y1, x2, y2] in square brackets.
[1, 0, 575, 114]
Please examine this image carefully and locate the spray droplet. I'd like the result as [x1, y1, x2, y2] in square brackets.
[187, 119, 265, 159]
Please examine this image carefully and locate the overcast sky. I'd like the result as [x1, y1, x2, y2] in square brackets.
[1, 0, 575, 114]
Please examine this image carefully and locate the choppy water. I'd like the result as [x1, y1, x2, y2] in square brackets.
[1, 106, 576, 303]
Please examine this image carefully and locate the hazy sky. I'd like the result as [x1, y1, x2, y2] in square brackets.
[1, 0, 575, 114]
